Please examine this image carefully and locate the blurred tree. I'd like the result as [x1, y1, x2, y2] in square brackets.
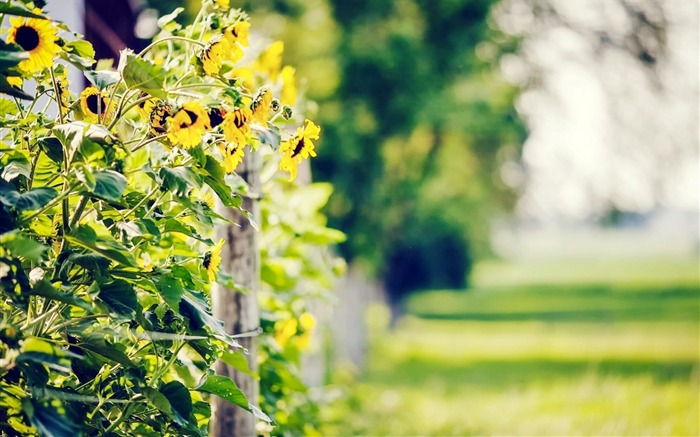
[234, 0, 526, 310]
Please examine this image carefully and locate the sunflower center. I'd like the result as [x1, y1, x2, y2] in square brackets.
[233, 110, 247, 128]
[209, 109, 224, 128]
[291, 137, 305, 158]
[86, 94, 107, 115]
[15, 25, 40, 51]
[203, 252, 212, 269]
[181, 109, 198, 128]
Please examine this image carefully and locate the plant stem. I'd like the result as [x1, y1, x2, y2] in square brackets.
[21, 182, 79, 224]
[150, 341, 185, 387]
[104, 79, 123, 124]
[46, 314, 109, 335]
[103, 401, 138, 434]
[69, 195, 89, 228]
[27, 152, 40, 189]
[168, 81, 231, 92]
[11, 97, 25, 120]
[49, 68, 65, 125]
[131, 134, 167, 153]
[143, 190, 168, 217]
[107, 89, 139, 130]
[108, 185, 159, 230]
[138, 36, 205, 58]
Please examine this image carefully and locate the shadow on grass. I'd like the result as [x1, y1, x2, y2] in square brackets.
[364, 356, 699, 390]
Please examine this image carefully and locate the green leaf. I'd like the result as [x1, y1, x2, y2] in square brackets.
[180, 294, 240, 347]
[53, 122, 87, 157]
[66, 225, 136, 267]
[159, 166, 202, 196]
[195, 375, 249, 410]
[0, 48, 27, 68]
[1, 152, 31, 181]
[0, 180, 57, 212]
[143, 386, 173, 416]
[300, 227, 347, 245]
[31, 279, 90, 309]
[53, 122, 115, 162]
[84, 69, 119, 90]
[202, 155, 241, 207]
[162, 219, 213, 244]
[73, 333, 135, 367]
[249, 404, 273, 423]
[37, 137, 64, 164]
[63, 40, 95, 69]
[74, 164, 96, 191]
[154, 274, 184, 310]
[23, 398, 81, 437]
[88, 170, 127, 201]
[0, 97, 18, 117]
[220, 350, 258, 380]
[29, 214, 53, 237]
[65, 40, 95, 59]
[17, 338, 75, 373]
[0, 232, 47, 261]
[0, 74, 31, 100]
[98, 279, 138, 316]
[0, 4, 46, 18]
[252, 124, 281, 150]
[120, 50, 167, 99]
[160, 381, 192, 425]
[157, 7, 184, 31]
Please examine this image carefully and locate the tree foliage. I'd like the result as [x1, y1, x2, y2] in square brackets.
[236, 0, 525, 300]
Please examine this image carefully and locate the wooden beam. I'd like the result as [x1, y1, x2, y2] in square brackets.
[211, 151, 260, 437]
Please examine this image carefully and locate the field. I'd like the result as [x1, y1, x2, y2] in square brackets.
[321, 258, 699, 436]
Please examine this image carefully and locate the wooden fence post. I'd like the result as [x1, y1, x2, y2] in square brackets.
[211, 151, 261, 437]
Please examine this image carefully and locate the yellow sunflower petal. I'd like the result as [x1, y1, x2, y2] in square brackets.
[166, 101, 211, 149]
[6, 14, 60, 74]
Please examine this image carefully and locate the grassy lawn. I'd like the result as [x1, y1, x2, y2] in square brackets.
[321, 258, 699, 436]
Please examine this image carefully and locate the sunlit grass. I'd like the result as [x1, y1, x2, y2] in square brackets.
[321, 259, 700, 436]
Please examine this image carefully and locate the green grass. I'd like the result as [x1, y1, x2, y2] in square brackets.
[321, 259, 700, 436]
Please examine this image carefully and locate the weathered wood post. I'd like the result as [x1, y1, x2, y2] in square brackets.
[211, 152, 260, 437]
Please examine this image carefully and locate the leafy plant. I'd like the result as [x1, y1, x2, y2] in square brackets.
[0, 0, 327, 434]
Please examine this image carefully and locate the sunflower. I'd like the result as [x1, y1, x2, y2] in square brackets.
[274, 318, 297, 348]
[191, 188, 215, 210]
[166, 101, 211, 149]
[214, 0, 230, 9]
[200, 36, 232, 76]
[257, 40, 284, 80]
[219, 142, 246, 173]
[6, 12, 60, 74]
[297, 312, 316, 351]
[280, 65, 297, 106]
[223, 21, 250, 49]
[5, 76, 23, 88]
[251, 87, 272, 127]
[79, 87, 114, 123]
[203, 239, 224, 282]
[149, 100, 172, 136]
[55, 69, 70, 116]
[222, 106, 252, 145]
[136, 93, 156, 120]
[279, 119, 320, 181]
